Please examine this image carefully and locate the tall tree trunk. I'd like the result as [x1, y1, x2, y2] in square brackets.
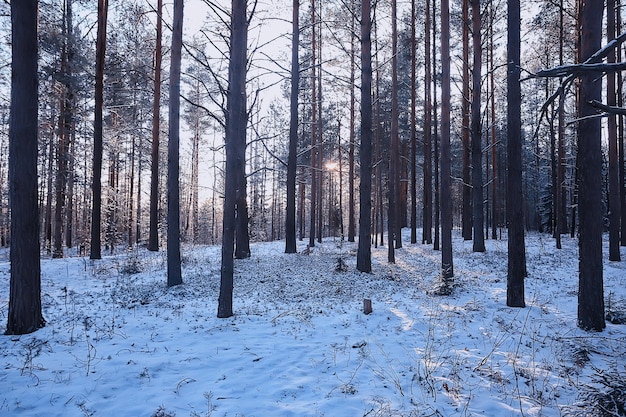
[471, 0, 485, 252]
[489, 5, 497, 241]
[462, 0, 472, 241]
[440, 0, 453, 282]
[167, 0, 183, 287]
[506, 0, 525, 307]
[148, 0, 163, 252]
[410, 0, 417, 244]
[309, 0, 317, 249]
[389, 0, 400, 257]
[620, 0, 626, 247]
[423, 0, 433, 245]
[316, 7, 323, 245]
[219, 0, 248, 318]
[577, 0, 605, 331]
[44, 131, 54, 253]
[433, 0, 440, 251]
[357, 0, 373, 273]
[285, 0, 299, 254]
[90, 0, 108, 260]
[6, 0, 45, 335]
[608, 0, 621, 261]
[348, 3, 356, 243]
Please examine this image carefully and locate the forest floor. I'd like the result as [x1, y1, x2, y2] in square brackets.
[0, 229, 625, 417]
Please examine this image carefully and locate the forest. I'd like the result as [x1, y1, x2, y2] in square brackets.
[1, 0, 626, 414]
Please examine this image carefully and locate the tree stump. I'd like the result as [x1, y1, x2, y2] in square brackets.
[363, 298, 373, 315]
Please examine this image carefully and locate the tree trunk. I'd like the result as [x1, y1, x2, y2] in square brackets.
[577, 0, 605, 331]
[148, 0, 163, 252]
[219, 0, 248, 318]
[462, 0, 472, 241]
[410, 0, 417, 244]
[433, 0, 440, 252]
[506, 0, 525, 308]
[285, 0, 299, 254]
[6, 0, 46, 335]
[309, 0, 317, 249]
[90, 0, 108, 260]
[471, 0, 485, 252]
[423, 0, 433, 246]
[607, 0, 621, 261]
[440, 0, 454, 282]
[389, 0, 400, 258]
[348, 4, 356, 243]
[357, 0, 373, 273]
[167, 0, 183, 287]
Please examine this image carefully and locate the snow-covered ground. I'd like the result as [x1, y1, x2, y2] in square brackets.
[0, 230, 624, 416]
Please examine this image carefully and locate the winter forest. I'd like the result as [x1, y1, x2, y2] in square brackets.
[2, 0, 626, 415]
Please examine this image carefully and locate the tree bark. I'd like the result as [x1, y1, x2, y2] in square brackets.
[148, 0, 163, 252]
[348, 4, 356, 243]
[6, 0, 46, 335]
[410, 0, 417, 244]
[219, 0, 248, 318]
[423, 0, 433, 246]
[309, 0, 317, 249]
[285, 0, 299, 254]
[506, 0, 525, 308]
[167, 0, 183, 287]
[462, 0, 472, 241]
[577, 0, 605, 331]
[471, 0, 485, 253]
[440, 0, 453, 282]
[357, 0, 373, 273]
[90, 0, 108, 260]
[608, 0, 621, 261]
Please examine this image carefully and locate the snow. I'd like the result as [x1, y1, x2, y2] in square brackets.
[1, 230, 625, 416]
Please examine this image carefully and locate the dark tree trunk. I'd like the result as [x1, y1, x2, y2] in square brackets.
[148, 0, 163, 252]
[167, 0, 183, 287]
[235, 169, 251, 258]
[617, 0, 625, 247]
[6, 0, 46, 335]
[410, 0, 417, 244]
[440, 0, 453, 282]
[471, 0, 485, 253]
[285, 0, 299, 254]
[309, 0, 317, 249]
[389, 0, 400, 258]
[90, 0, 108, 260]
[348, 5, 356, 243]
[462, 0, 472, 241]
[506, 0, 525, 308]
[577, 0, 605, 331]
[607, 0, 621, 261]
[432, 0, 440, 252]
[357, 0, 373, 273]
[219, 0, 248, 318]
[423, 0, 433, 245]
